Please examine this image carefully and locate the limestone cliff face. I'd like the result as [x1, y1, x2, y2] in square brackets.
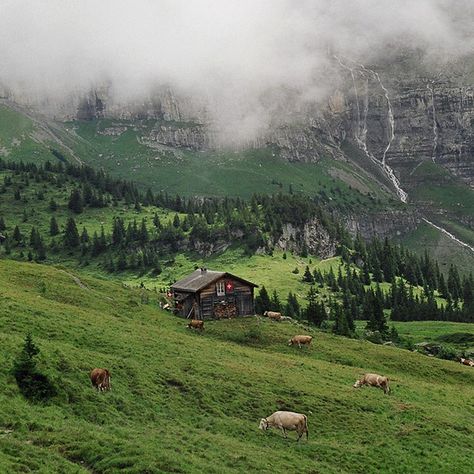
[271, 218, 337, 258]
[335, 66, 474, 188]
[146, 124, 209, 151]
[343, 209, 420, 240]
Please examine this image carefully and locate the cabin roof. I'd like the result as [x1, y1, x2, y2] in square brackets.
[171, 269, 258, 293]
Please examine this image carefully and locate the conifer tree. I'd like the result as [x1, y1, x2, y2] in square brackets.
[64, 217, 80, 248]
[333, 303, 351, 337]
[112, 217, 125, 246]
[153, 213, 162, 229]
[173, 214, 181, 228]
[80, 227, 89, 243]
[13, 225, 22, 244]
[49, 198, 58, 211]
[49, 216, 59, 236]
[302, 265, 314, 283]
[270, 290, 282, 312]
[365, 285, 388, 335]
[0, 216, 5, 231]
[139, 219, 149, 244]
[68, 188, 83, 214]
[255, 286, 271, 314]
[285, 291, 301, 319]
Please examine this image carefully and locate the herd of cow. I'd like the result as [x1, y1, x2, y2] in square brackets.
[89, 314, 474, 443]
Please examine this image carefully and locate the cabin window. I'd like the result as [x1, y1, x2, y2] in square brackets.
[216, 281, 225, 296]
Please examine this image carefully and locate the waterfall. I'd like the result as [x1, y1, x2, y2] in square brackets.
[426, 83, 438, 163]
[334, 56, 407, 203]
[422, 218, 474, 253]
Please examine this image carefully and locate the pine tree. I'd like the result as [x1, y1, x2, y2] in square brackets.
[49, 198, 58, 211]
[80, 227, 89, 244]
[302, 265, 314, 283]
[333, 303, 351, 337]
[362, 262, 371, 285]
[365, 286, 388, 335]
[68, 188, 83, 214]
[270, 290, 282, 312]
[13, 225, 22, 244]
[49, 216, 59, 236]
[448, 265, 462, 301]
[0, 216, 5, 231]
[285, 291, 301, 319]
[438, 272, 448, 298]
[112, 217, 125, 246]
[153, 213, 162, 229]
[64, 217, 80, 248]
[173, 214, 181, 228]
[255, 286, 271, 314]
[139, 219, 149, 244]
[305, 286, 326, 327]
[12, 334, 56, 401]
[35, 234, 46, 261]
[29, 227, 40, 249]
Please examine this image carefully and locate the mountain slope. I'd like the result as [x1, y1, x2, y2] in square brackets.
[1, 98, 474, 270]
[0, 259, 473, 473]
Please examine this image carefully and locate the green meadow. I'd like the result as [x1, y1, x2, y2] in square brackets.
[0, 259, 473, 473]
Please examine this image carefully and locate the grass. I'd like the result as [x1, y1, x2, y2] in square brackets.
[409, 161, 474, 220]
[357, 320, 474, 350]
[71, 117, 393, 205]
[125, 247, 344, 303]
[0, 258, 473, 473]
[0, 106, 59, 164]
[397, 222, 474, 276]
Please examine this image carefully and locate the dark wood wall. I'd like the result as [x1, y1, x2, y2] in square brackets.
[173, 277, 255, 320]
[199, 278, 254, 319]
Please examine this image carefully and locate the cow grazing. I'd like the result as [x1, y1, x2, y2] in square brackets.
[90, 368, 111, 392]
[460, 357, 474, 367]
[187, 319, 204, 331]
[288, 335, 313, 348]
[259, 411, 308, 441]
[353, 373, 390, 394]
[264, 311, 282, 321]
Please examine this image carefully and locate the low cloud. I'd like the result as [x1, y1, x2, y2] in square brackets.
[0, 0, 472, 141]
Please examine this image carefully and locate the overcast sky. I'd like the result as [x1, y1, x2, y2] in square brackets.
[0, 0, 472, 140]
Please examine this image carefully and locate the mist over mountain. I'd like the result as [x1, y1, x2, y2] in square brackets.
[1, 0, 473, 143]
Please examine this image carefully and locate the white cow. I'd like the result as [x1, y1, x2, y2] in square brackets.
[259, 411, 308, 441]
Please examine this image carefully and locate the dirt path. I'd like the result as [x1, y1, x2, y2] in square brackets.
[59, 270, 89, 290]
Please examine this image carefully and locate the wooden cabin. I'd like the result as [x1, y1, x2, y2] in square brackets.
[171, 268, 258, 320]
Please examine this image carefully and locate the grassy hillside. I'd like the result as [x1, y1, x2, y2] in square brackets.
[0, 105, 57, 164]
[397, 221, 474, 276]
[0, 259, 473, 473]
[0, 104, 393, 207]
[69, 118, 394, 203]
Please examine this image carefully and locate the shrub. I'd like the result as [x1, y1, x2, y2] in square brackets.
[437, 345, 458, 361]
[228, 325, 264, 345]
[12, 334, 57, 402]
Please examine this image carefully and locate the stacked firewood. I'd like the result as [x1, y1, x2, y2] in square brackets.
[214, 303, 238, 319]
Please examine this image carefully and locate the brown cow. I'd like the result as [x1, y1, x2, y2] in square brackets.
[353, 373, 390, 394]
[259, 411, 308, 442]
[187, 319, 204, 331]
[460, 357, 474, 367]
[264, 311, 282, 321]
[288, 335, 313, 348]
[90, 368, 111, 392]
